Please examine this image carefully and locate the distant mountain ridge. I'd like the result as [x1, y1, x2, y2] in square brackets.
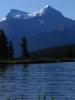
[0, 5, 75, 56]
[6, 9, 32, 20]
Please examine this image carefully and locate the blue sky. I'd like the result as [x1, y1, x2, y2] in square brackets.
[0, 0, 75, 20]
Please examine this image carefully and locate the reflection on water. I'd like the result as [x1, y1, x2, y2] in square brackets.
[0, 62, 75, 100]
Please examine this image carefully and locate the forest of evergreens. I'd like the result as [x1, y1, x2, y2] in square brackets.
[0, 29, 75, 61]
[31, 45, 75, 59]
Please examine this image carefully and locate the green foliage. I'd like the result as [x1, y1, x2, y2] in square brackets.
[50, 96, 54, 100]
[6, 95, 55, 100]
[7, 96, 11, 100]
[37, 95, 40, 100]
[14, 97, 17, 100]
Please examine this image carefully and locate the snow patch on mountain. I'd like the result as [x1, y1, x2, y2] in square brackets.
[39, 5, 50, 15]
[0, 5, 50, 22]
[0, 17, 6, 22]
[30, 5, 55, 17]
[6, 9, 33, 20]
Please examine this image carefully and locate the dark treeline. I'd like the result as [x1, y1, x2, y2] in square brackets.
[1, 29, 75, 60]
[31, 45, 75, 59]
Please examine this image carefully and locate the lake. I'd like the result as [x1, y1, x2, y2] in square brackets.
[0, 62, 75, 100]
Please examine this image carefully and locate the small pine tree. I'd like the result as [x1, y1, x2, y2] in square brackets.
[9, 40, 14, 59]
[20, 37, 29, 59]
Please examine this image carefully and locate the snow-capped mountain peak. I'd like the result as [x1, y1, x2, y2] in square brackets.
[30, 5, 63, 18]
[39, 5, 50, 15]
[28, 5, 51, 17]
[31, 5, 62, 17]
[6, 9, 32, 19]
[5, 5, 63, 19]
[39, 5, 62, 16]
[40, 5, 50, 12]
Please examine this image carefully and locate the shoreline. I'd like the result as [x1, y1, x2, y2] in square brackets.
[0, 58, 75, 64]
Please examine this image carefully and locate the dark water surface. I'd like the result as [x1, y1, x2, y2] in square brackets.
[0, 62, 75, 100]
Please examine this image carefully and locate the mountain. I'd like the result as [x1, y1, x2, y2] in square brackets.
[6, 9, 32, 20]
[0, 5, 75, 56]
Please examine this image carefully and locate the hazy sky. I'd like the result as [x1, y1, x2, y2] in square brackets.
[0, 0, 75, 20]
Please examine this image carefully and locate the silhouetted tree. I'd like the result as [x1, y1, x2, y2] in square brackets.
[20, 37, 29, 59]
[9, 40, 14, 59]
[0, 30, 9, 59]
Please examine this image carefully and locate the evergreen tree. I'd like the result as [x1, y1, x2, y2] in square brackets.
[20, 37, 29, 59]
[9, 40, 14, 59]
[0, 30, 9, 59]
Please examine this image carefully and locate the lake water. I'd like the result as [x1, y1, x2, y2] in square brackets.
[0, 62, 75, 100]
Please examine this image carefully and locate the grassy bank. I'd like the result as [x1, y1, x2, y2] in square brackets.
[0, 57, 75, 64]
